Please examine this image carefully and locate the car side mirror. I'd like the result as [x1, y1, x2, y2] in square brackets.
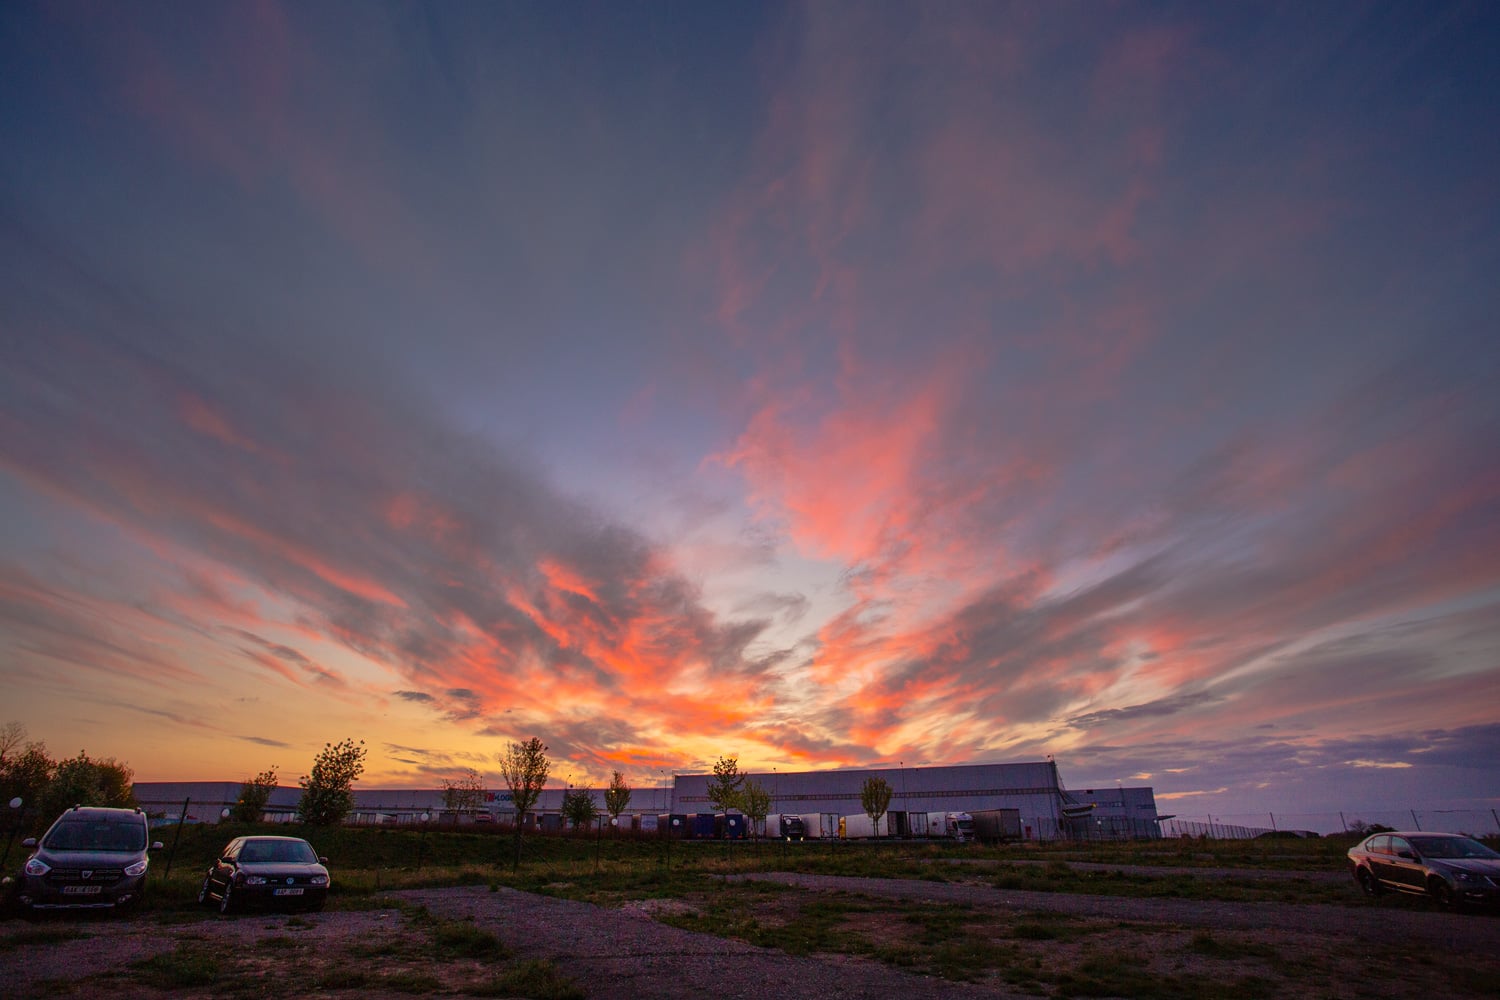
[319, 856, 329, 864]
[150, 841, 165, 851]
[21, 837, 37, 848]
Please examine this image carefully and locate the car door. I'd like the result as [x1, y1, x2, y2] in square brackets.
[1386, 836, 1427, 892]
[1365, 836, 1397, 887]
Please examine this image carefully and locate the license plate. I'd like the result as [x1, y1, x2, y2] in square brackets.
[63, 885, 103, 895]
[273, 887, 304, 896]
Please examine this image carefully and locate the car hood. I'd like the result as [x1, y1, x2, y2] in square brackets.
[1430, 858, 1500, 876]
[239, 861, 328, 876]
[36, 848, 146, 866]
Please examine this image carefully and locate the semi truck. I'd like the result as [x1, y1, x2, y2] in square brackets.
[970, 808, 1022, 843]
[927, 811, 976, 841]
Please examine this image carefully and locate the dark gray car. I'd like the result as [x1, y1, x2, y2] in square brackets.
[12, 807, 163, 914]
[1347, 831, 1500, 909]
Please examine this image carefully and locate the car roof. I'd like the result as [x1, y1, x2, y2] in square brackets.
[238, 835, 312, 843]
[1365, 831, 1470, 839]
[57, 807, 145, 822]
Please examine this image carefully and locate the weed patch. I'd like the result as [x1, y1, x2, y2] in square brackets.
[128, 944, 220, 988]
[472, 959, 585, 1000]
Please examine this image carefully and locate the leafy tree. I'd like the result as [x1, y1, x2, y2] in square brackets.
[0, 726, 54, 815]
[604, 770, 631, 825]
[499, 737, 550, 870]
[441, 768, 486, 814]
[561, 786, 598, 831]
[297, 739, 367, 826]
[861, 775, 893, 837]
[706, 756, 745, 814]
[741, 778, 771, 837]
[38, 750, 135, 821]
[233, 767, 279, 823]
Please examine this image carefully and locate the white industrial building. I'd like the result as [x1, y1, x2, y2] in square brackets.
[133, 759, 1160, 840]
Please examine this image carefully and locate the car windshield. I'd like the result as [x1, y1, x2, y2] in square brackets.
[1409, 836, 1500, 860]
[239, 840, 318, 863]
[44, 819, 146, 852]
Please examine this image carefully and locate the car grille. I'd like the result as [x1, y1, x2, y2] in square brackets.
[46, 868, 127, 885]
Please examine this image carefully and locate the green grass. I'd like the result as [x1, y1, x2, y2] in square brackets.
[472, 959, 586, 1000]
[0, 926, 88, 951]
[128, 944, 220, 988]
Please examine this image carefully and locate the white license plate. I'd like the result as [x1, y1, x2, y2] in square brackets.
[63, 885, 103, 895]
[273, 887, 304, 896]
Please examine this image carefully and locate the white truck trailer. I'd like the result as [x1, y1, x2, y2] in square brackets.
[839, 814, 892, 838]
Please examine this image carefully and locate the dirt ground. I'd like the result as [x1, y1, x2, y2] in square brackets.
[2, 872, 1496, 999]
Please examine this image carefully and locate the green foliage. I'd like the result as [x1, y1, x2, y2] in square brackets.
[0, 735, 54, 816]
[441, 768, 486, 813]
[706, 756, 744, 813]
[38, 749, 135, 819]
[298, 738, 367, 826]
[860, 774, 893, 830]
[233, 766, 279, 823]
[604, 769, 631, 819]
[561, 786, 598, 830]
[740, 778, 771, 829]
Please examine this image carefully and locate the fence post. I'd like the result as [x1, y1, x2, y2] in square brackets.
[1339, 811, 1347, 833]
[163, 797, 191, 878]
[1410, 809, 1421, 831]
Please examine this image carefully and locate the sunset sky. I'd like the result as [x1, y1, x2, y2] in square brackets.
[2, 2, 1496, 824]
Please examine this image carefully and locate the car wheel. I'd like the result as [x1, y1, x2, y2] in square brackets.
[1429, 878, 1459, 910]
[218, 881, 235, 915]
[1356, 867, 1382, 897]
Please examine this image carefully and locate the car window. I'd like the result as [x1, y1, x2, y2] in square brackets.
[240, 840, 318, 863]
[44, 819, 146, 852]
[1389, 837, 1412, 856]
[1367, 835, 1388, 855]
[1409, 836, 1500, 859]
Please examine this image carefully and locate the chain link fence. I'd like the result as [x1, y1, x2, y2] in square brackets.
[1161, 808, 1500, 839]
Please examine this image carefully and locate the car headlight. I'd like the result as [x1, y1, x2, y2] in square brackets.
[23, 858, 50, 877]
[310, 875, 328, 885]
[243, 875, 268, 885]
[124, 859, 149, 877]
[1454, 872, 1476, 882]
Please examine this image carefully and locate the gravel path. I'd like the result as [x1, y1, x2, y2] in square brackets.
[396, 884, 1024, 998]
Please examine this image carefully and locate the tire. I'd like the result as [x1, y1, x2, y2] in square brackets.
[1430, 878, 1459, 910]
[1356, 867, 1382, 898]
[218, 881, 235, 915]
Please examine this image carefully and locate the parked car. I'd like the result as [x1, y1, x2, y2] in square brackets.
[1347, 831, 1500, 909]
[10, 806, 163, 915]
[198, 835, 330, 913]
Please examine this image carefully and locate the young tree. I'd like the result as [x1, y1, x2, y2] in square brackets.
[499, 737, 549, 871]
[741, 778, 771, 838]
[561, 786, 598, 831]
[604, 770, 632, 826]
[233, 767, 279, 823]
[861, 775, 893, 837]
[297, 739, 367, 826]
[706, 756, 745, 814]
[441, 768, 486, 814]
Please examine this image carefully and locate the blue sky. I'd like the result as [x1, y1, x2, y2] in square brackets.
[1, 1, 1496, 825]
